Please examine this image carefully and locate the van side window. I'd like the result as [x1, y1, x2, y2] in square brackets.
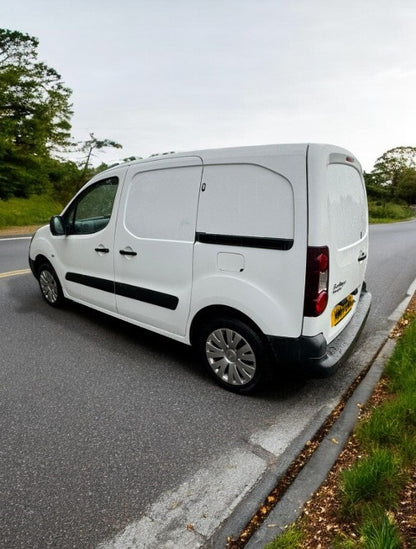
[64, 177, 118, 235]
[125, 166, 201, 241]
[197, 164, 294, 240]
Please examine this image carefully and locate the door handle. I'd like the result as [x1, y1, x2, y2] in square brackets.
[358, 252, 367, 262]
[119, 249, 137, 256]
[95, 247, 110, 253]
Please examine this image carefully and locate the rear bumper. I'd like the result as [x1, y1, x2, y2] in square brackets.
[267, 286, 372, 376]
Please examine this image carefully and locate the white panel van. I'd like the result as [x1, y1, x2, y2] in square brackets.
[29, 144, 371, 393]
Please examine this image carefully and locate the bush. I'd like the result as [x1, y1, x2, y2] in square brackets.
[368, 200, 413, 223]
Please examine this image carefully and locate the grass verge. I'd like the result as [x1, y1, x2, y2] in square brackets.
[266, 300, 416, 549]
[368, 200, 414, 224]
[0, 194, 62, 229]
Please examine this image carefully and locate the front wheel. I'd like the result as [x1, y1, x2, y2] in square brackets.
[196, 317, 269, 394]
[38, 263, 65, 307]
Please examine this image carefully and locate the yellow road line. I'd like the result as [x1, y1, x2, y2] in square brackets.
[0, 268, 31, 279]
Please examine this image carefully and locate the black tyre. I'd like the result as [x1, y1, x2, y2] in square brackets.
[38, 263, 65, 307]
[197, 316, 269, 394]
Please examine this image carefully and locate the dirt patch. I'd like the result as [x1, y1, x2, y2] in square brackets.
[0, 225, 42, 237]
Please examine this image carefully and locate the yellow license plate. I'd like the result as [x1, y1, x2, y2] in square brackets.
[331, 294, 354, 327]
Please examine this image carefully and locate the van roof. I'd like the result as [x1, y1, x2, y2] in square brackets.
[102, 143, 356, 173]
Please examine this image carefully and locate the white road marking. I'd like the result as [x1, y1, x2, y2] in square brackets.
[0, 236, 32, 241]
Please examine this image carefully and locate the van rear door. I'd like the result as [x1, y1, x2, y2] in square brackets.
[305, 145, 369, 343]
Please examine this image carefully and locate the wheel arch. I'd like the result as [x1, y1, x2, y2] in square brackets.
[32, 254, 53, 278]
[189, 305, 267, 348]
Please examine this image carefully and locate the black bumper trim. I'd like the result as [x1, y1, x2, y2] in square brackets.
[267, 288, 372, 376]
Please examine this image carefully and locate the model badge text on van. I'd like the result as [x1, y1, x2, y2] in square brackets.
[29, 144, 371, 393]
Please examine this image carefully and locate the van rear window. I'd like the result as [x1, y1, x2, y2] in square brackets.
[327, 164, 367, 249]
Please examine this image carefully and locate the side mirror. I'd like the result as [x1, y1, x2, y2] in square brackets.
[49, 215, 66, 236]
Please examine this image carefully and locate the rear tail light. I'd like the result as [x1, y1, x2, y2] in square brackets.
[304, 246, 329, 317]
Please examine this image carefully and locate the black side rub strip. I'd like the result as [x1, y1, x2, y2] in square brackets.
[115, 282, 178, 310]
[66, 272, 114, 293]
[65, 273, 178, 310]
[195, 232, 294, 251]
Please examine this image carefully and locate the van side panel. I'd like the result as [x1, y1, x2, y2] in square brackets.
[190, 150, 308, 338]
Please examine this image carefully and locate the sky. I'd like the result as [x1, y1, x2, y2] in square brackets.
[2, 0, 416, 172]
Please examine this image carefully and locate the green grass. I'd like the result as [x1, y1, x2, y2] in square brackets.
[368, 199, 414, 223]
[332, 507, 403, 549]
[359, 508, 403, 549]
[264, 524, 305, 549]
[384, 321, 416, 391]
[0, 194, 63, 228]
[356, 393, 416, 463]
[339, 449, 407, 518]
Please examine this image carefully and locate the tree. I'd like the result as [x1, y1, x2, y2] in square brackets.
[76, 133, 122, 189]
[371, 146, 416, 188]
[396, 167, 416, 204]
[0, 28, 73, 198]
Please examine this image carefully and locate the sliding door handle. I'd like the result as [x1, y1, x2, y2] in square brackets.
[119, 249, 137, 257]
[95, 246, 109, 253]
[358, 252, 367, 262]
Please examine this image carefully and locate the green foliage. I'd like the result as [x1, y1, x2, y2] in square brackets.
[45, 157, 84, 204]
[371, 146, 416, 187]
[396, 167, 416, 203]
[365, 181, 390, 200]
[356, 402, 404, 449]
[356, 394, 416, 468]
[0, 194, 62, 227]
[264, 524, 305, 548]
[384, 320, 416, 392]
[368, 199, 413, 223]
[367, 146, 416, 206]
[0, 28, 73, 198]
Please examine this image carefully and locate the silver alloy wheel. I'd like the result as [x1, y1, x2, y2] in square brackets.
[205, 328, 256, 386]
[39, 269, 59, 304]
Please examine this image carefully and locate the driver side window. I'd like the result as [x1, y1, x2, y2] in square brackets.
[64, 177, 118, 235]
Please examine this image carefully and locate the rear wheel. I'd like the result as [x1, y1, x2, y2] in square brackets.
[38, 263, 65, 307]
[197, 317, 268, 394]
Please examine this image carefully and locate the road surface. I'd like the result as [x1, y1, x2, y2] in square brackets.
[0, 220, 415, 548]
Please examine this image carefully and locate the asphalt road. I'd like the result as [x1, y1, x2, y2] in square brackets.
[1, 220, 416, 548]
